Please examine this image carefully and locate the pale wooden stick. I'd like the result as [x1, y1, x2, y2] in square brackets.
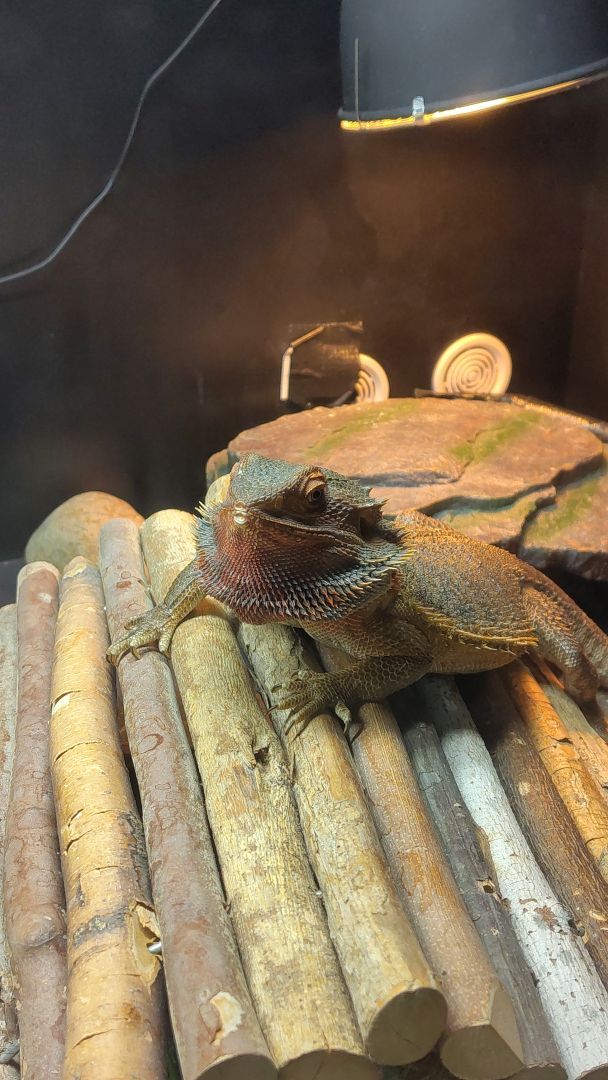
[317, 643, 523, 1080]
[466, 672, 608, 990]
[51, 558, 165, 1080]
[141, 511, 377, 1080]
[529, 659, 608, 796]
[4, 565, 67, 1080]
[239, 624, 446, 1068]
[0, 607, 19, 1080]
[100, 519, 275, 1080]
[426, 674, 608, 1080]
[401, 686, 564, 1080]
[502, 662, 608, 880]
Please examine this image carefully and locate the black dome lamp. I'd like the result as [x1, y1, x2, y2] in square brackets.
[339, 0, 608, 131]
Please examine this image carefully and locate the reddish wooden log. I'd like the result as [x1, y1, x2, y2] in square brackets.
[318, 644, 523, 1080]
[502, 662, 608, 881]
[0, 607, 19, 1080]
[463, 671, 608, 992]
[100, 518, 275, 1080]
[4, 565, 67, 1080]
[529, 659, 608, 798]
[401, 685, 564, 1080]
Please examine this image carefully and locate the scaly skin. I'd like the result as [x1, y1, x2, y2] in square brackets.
[108, 453, 608, 733]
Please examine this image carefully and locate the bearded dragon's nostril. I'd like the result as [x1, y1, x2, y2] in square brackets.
[233, 504, 248, 526]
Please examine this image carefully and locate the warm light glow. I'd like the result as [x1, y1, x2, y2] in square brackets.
[340, 75, 600, 131]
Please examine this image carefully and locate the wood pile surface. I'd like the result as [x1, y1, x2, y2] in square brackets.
[1, 496, 608, 1080]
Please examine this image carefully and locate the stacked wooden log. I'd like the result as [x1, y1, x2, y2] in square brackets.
[1, 498, 608, 1079]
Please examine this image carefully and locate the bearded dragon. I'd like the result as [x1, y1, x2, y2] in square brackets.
[107, 453, 608, 732]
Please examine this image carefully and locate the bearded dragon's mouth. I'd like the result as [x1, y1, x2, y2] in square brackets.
[228, 503, 337, 535]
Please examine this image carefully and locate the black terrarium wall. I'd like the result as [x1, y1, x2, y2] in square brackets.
[1, 0, 608, 561]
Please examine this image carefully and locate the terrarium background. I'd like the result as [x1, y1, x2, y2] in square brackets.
[2, 0, 608, 559]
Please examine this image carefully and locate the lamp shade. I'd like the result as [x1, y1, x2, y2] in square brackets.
[340, 0, 608, 130]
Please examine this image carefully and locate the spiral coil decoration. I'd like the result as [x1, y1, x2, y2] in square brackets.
[355, 353, 390, 402]
[432, 333, 512, 395]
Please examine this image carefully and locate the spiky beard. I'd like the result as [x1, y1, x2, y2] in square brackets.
[194, 504, 408, 626]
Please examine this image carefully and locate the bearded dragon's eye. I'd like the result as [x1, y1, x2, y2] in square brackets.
[303, 479, 326, 509]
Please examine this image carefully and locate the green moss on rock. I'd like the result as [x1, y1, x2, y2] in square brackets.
[525, 467, 605, 541]
[308, 399, 419, 458]
[450, 410, 546, 467]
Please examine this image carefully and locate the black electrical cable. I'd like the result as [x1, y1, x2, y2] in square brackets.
[0, 0, 226, 287]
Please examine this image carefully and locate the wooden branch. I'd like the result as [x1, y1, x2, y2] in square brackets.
[463, 671, 608, 990]
[317, 644, 523, 1080]
[4, 565, 67, 1080]
[141, 511, 376, 1080]
[426, 674, 608, 1080]
[239, 625, 445, 1069]
[501, 661, 608, 881]
[529, 659, 608, 797]
[0, 607, 19, 1080]
[400, 685, 564, 1080]
[100, 518, 275, 1080]
[51, 558, 166, 1079]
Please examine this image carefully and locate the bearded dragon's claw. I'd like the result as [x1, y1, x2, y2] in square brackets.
[283, 707, 322, 739]
[106, 642, 131, 666]
[107, 605, 172, 666]
[269, 673, 342, 738]
[334, 701, 362, 741]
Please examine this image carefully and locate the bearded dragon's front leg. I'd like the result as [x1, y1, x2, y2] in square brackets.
[273, 652, 432, 738]
[107, 558, 206, 664]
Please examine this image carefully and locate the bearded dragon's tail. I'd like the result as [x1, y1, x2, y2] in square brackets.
[577, 617, 608, 688]
[524, 565, 608, 688]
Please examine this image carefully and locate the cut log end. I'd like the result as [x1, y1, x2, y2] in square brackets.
[511, 1065, 566, 1080]
[279, 1049, 379, 1080]
[440, 983, 524, 1080]
[440, 1022, 524, 1080]
[366, 986, 446, 1067]
[579, 1068, 608, 1080]
[181, 1051, 277, 1080]
[16, 560, 60, 586]
[441, 1023, 526, 1080]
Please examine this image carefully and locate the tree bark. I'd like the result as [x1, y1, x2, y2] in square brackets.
[240, 625, 446, 1069]
[501, 662, 608, 880]
[463, 671, 608, 990]
[51, 557, 165, 1080]
[428, 674, 608, 1080]
[400, 684, 564, 1080]
[100, 518, 275, 1080]
[317, 642, 523, 1080]
[4, 564, 67, 1080]
[141, 510, 377, 1080]
[0, 607, 19, 1080]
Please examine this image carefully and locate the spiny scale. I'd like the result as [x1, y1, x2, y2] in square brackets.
[195, 509, 407, 625]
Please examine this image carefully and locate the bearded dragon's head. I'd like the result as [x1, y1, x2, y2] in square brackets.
[195, 453, 409, 624]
